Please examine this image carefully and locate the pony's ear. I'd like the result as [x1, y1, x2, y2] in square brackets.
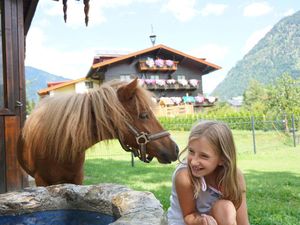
[117, 78, 138, 101]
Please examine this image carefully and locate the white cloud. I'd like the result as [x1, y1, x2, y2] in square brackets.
[137, 0, 161, 2]
[188, 44, 229, 63]
[283, 8, 295, 17]
[162, 0, 197, 22]
[202, 71, 226, 94]
[187, 44, 229, 94]
[25, 27, 94, 79]
[200, 3, 228, 16]
[243, 2, 273, 17]
[243, 25, 272, 54]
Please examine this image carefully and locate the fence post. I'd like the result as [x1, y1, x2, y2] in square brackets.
[131, 153, 135, 167]
[291, 113, 296, 147]
[251, 116, 256, 154]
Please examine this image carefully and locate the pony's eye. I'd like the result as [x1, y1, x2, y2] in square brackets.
[139, 112, 149, 120]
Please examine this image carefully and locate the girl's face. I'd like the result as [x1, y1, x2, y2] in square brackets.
[187, 137, 222, 178]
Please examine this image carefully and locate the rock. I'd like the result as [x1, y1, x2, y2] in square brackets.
[0, 183, 165, 225]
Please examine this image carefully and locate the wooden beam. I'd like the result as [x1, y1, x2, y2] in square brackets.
[0, 116, 6, 193]
[18, 0, 26, 126]
[4, 116, 22, 192]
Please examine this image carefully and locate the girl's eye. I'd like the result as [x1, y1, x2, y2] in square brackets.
[200, 154, 209, 159]
[188, 148, 194, 154]
[139, 112, 149, 120]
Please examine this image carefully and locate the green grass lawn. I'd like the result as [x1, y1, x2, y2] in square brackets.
[84, 130, 300, 225]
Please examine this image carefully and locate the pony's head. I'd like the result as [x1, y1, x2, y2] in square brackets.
[116, 78, 179, 163]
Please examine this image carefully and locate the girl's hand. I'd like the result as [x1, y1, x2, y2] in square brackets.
[201, 214, 218, 225]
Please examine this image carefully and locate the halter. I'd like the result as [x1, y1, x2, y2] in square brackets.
[118, 121, 170, 163]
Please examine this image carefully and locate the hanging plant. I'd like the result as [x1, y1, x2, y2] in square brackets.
[166, 79, 176, 85]
[189, 79, 199, 87]
[145, 57, 155, 68]
[165, 60, 174, 67]
[154, 58, 165, 67]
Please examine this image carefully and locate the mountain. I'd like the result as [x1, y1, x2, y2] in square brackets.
[213, 10, 300, 100]
[25, 66, 69, 103]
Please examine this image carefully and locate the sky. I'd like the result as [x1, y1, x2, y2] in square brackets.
[25, 0, 300, 94]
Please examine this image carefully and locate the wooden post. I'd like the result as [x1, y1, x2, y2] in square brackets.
[251, 116, 256, 154]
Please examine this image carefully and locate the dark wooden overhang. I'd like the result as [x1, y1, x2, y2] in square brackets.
[86, 44, 222, 80]
[23, 0, 39, 35]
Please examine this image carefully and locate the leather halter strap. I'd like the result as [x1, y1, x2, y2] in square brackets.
[118, 121, 170, 163]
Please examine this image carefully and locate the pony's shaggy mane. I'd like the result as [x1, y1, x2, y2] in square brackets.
[22, 80, 154, 162]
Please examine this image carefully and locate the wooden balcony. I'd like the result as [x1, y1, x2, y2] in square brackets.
[138, 60, 178, 72]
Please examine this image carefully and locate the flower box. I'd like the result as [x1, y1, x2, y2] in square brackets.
[138, 60, 178, 72]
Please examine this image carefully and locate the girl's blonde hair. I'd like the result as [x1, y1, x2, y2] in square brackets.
[179, 120, 242, 208]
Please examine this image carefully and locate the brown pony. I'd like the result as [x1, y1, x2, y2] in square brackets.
[17, 79, 178, 186]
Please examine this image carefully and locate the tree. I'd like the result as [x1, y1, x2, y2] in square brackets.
[26, 98, 36, 115]
[243, 79, 268, 113]
[266, 73, 300, 131]
[267, 73, 300, 114]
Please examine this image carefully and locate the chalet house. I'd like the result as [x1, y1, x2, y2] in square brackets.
[38, 77, 99, 96]
[87, 44, 221, 102]
[39, 45, 221, 108]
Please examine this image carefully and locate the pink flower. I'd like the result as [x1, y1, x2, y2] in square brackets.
[195, 96, 205, 103]
[189, 79, 199, 87]
[165, 60, 174, 67]
[170, 97, 182, 105]
[155, 58, 164, 67]
[145, 79, 156, 85]
[156, 79, 166, 87]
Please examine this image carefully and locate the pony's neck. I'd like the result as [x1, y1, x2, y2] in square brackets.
[90, 115, 128, 144]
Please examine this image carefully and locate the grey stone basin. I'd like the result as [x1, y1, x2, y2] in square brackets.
[0, 183, 166, 225]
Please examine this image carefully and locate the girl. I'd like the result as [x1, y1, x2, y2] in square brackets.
[167, 120, 249, 225]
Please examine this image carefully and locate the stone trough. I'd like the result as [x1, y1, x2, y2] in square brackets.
[0, 183, 166, 225]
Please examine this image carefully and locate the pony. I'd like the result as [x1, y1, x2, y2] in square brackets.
[17, 78, 179, 186]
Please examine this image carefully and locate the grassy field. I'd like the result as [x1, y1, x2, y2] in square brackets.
[84, 130, 300, 225]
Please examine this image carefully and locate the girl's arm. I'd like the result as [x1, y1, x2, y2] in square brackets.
[236, 169, 250, 225]
[175, 168, 216, 225]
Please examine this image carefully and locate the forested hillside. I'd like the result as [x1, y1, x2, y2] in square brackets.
[213, 10, 300, 100]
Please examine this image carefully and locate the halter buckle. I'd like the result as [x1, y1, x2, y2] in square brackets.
[118, 121, 170, 163]
[136, 132, 149, 145]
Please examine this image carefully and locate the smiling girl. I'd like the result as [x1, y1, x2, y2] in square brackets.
[167, 120, 249, 225]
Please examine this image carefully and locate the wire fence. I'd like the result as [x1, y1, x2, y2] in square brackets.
[85, 114, 300, 166]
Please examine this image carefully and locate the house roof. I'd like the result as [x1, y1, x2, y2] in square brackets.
[86, 44, 221, 79]
[38, 78, 84, 96]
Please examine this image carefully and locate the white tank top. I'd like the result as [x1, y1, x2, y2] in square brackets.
[167, 162, 222, 225]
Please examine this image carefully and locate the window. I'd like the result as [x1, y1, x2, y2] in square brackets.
[0, 7, 3, 108]
[85, 81, 93, 89]
[150, 75, 159, 80]
[120, 75, 131, 81]
[177, 75, 185, 80]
